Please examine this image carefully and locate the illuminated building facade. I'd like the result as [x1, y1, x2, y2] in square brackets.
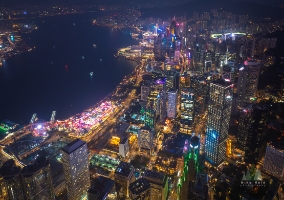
[61, 139, 90, 200]
[21, 156, 55, 200]
[144, 106, 156, 130]
[138, 127, 154, 155]
[180, 72, 190, 88]
[0, 160, 25, 200]
[237, 59, 260, 109]
[205, 80, 233, 166]
[237, 103, 269, 163]
[167, 89, 178, 119]
[263, 142, 284, 179]
[226, 139, 232, 157]
[179, 119, 193, 135]
[114, 162, 135, 198]
[164, 70, 176, 91]
[142, 170, 168, 200]
[147, 91, 161, 117]
[180, 88, 194, 121]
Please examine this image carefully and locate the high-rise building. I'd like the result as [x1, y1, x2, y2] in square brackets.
[144, 106, 156, 130]
[114, 162, 135, 198]
[138, 126, 154, 155]
[142, 170, 168, 200]
[21, 156, 55, 200]
[205, 79, 233, 166]
[180, 88, 194, 121]
[164, 70, 176, 91]
[0, 160, 25, 200]
[167, 88, 178, 119]
[147, 91, 161, 117]
[188, 172, 209, 200]
[237, 103, 269, 163]
[263, 142, 284, 179]
[179, 119, 193, 135]
[141, 83, 151, 102]
[88, 176, 116, 200]
[237, 59, 260, 109]
[170, 20, 177, 35]
[154, 34, 166, 62]
[119, 137, 129, 158]
[61, 139, 90, 200]
[190, 76, 208, 116]
[129, 178, 151, 200]
[180, 72, 190, 88]
[155, 77, 167, 121]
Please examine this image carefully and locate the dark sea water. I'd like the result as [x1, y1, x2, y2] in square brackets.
[0, 13, 138, 123]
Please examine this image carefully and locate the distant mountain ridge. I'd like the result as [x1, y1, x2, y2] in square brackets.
[141, 0, 284, 20]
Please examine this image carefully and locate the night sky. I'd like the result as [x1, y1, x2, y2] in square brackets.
[2, 0, 284, 7]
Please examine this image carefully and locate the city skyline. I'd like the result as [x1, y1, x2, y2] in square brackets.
[0, 2, 284, 200]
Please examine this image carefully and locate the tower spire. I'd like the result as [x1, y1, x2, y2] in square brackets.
[173, 14, 176, 21]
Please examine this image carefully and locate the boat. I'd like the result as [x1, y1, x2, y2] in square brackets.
[90, 72, 93, 76]
[93, 44, 97, 48]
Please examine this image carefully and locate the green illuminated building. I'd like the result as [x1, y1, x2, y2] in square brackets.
[144, 107, 156, 130]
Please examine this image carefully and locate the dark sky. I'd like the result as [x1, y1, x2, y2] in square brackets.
[2, 0, 283, 7]
[2, 0, 192, 6]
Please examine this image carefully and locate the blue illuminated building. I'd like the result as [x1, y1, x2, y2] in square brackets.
[205, 79, 233, 166]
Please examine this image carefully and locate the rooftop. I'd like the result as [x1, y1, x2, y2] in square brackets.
[115, 161, 134, 178]
[88, 176, 115, 200]
[61, 139, 86, 154]
[21, 156, 49, 178]
[143, 170, 167, 187]
[129, 178, 150, 195]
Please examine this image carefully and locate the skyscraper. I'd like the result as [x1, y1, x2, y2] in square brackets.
[205, 79, 233, 166]
[180, 87, 194, 121]
[142, 170, 168, 200]
[237, 59, 260, 109]
[61, 139, 90, 200]
[21, 156, 55, 200]
[144, 105, 156, 130]
[263, 142, 284, 179]
[138, 126, 154, 155]
[237, 103, 269, 163]
[147, 90, 161, 117]
[141, 83, 151, 102]
[114, 162, 135, 198]
[167, 89, 178, 119]
[0, 160, 25, 200]
[88, 176, 115, 200]
[154, 34, 166, 62]
[129, 178, 151, 200]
